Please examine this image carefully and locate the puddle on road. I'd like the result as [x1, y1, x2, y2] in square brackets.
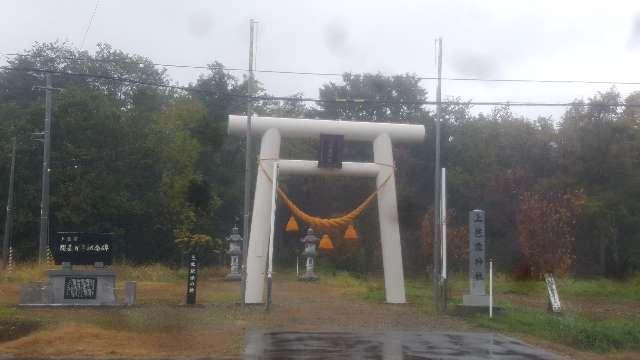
[245, 331, 566, 359]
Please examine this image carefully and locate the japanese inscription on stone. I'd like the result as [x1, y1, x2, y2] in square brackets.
[469, 210, 486, 295]
[64, 277, 97, 299]
[52, 232, 113, 265]
[186, 254, 198, 305]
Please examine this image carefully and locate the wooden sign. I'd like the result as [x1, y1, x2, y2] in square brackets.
[318, 134, 344, 169]
[544, 273, 562, 312]
[52, 232, 113, 265]
[186, 254, 198, 305]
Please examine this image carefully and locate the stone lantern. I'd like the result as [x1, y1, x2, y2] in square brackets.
[300, 227, 320, 281]
[224, 225, 243, 281]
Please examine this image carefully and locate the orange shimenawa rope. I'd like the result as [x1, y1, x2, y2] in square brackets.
[259, 162, 393, 233]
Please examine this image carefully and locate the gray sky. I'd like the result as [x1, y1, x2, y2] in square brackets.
[2, 0, 640, 119]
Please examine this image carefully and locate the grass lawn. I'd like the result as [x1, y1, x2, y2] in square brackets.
[467, 274, 640, 353]
[323, 269, 640, 354]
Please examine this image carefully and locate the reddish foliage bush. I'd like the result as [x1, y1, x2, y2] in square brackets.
[422, 209, 469, 270]
[516, 191, 586, 277]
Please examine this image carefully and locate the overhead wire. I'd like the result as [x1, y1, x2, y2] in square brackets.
[1, 65, 639, 108]
[0, 52, 242, 72]
[3, 52, 640, 86]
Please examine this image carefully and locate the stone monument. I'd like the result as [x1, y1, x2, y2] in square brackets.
[20, 232, 121, 306]
[224, 225, 243, 281]
[463, 210, 490, 307]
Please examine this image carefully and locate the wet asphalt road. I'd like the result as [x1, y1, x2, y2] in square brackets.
[244, 331, 566, 359]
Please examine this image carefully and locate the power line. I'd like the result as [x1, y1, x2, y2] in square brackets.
[3, 52, 640, 86]
[0, 65, 199, 92]
[2, 65, 640, 108]
[0, 52, 242, 72]
[80, 0, 100, 49]
[417, 76, 640, 86]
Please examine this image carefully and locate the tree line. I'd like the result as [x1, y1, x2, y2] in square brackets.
[0, 42, 638, 277]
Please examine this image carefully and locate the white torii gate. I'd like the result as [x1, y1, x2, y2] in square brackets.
[228, 115, 426, 304]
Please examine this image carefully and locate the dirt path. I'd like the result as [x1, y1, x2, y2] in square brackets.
[0, 277, 469, 358]
[265, 279, 471, 332]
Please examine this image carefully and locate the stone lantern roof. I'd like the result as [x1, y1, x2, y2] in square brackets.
[226, 225, 243, 243]
[300, 227, 319, 244]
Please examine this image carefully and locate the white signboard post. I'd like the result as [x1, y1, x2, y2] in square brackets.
[463, 209, 490, 307]
[544, 273, 562, 313]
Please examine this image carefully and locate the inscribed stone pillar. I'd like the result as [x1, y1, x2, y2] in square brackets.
[463, 209, 489, 306]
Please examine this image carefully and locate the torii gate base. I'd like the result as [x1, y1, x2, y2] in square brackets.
[228, 116, 426, 304]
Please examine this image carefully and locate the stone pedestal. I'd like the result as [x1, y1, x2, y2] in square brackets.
[225, 255, 242, 281]
[20, 282, 47, 304]
[225, 272, 242, 281]
[462, 294, 490, 307]
[46, 268, 117, 306]
[300, 256, 318, 281]
[124, 281, 137, 306]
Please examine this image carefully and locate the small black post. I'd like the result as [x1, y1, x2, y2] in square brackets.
[186, 254, 198, 305]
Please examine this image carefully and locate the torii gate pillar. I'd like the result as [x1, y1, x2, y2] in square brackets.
[229, 116, 426, 304]
[245, 128, 280, 303]
[373, 133, 405, 303]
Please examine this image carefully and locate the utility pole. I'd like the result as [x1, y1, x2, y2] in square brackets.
[433, 37, 443, 313]
[2, 138, 16, 269]
[241, 19, 257, 306]
[35, 75, 60, 264]
[441, 167, 447, 310]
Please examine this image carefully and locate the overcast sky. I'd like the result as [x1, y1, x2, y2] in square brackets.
[2, 0, 640, 119]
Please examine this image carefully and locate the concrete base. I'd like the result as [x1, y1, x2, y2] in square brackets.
[18, 304, 126, 308]
[124, 281, 137, 306]
[20, 282, 47, 304]
[225, 273, 242, 281]
[463, 294, 490, 307]
[455, 304, 504, 316]
[47, 269, 116, 306]
[19, 269, 118, 306]
[299, 274, 319, 281]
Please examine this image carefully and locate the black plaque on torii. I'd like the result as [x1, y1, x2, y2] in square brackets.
[318, 134, 344, 169]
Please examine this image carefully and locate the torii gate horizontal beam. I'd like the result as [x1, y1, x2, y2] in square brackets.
[278, 160, 380, 177]
[228, 115, 425, 143]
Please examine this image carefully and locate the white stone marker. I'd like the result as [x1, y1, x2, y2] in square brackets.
[463, 209, 490, 307]
[544, 273, 562, 312]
